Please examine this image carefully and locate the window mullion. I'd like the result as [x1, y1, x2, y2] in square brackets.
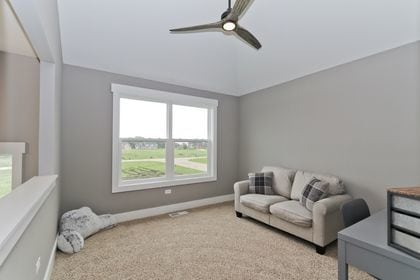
[166, 103, 174, 179]
[207, 108, 213, 177]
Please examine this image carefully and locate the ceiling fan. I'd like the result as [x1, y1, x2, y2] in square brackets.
[170, 0, 261, 50]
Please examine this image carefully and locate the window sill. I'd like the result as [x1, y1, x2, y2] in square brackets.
[112, 176, 217, 193]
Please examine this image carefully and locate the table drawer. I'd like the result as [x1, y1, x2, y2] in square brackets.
[392, 195, 420, 216]
[392, 229, 420, 256]
[392, 212, 420, 234]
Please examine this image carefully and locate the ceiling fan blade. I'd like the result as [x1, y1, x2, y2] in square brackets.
[170, 21, 223, 32]
[234, 25, 262, 49]
[228, 0, 252, 20]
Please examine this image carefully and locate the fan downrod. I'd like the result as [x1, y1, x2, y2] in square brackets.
[221, 0, 232, 20]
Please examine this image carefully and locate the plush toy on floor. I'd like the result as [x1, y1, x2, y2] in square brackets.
[57, 207, 117, 254]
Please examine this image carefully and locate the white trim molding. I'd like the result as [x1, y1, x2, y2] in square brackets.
[0, 175, 58, 267]
[0, 142, 26, 189]
[43, 236, 58, 280]
[114, 194, 233, 223]
[111, 84, 219, 107]
[38, 62, 59, 176]
[111, 83, 218, 193]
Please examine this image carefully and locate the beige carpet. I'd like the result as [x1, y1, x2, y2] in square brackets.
[52, 203, 372, 280]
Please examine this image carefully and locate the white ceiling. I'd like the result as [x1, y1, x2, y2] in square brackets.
[58, 0, 420, 96]
[235, 0, 420, 94]
[0, 0, 36, 58]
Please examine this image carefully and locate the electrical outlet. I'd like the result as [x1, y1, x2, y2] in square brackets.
[35, 257, 41, 275]
[164, 189, 172, 194]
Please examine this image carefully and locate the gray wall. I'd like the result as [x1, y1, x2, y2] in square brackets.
[239, 42, 420, 212]
[0, 186, 59, 280]
[61, 42, 420, 214]
[0, 51, 39, 181]
[61, 65, 239, 214]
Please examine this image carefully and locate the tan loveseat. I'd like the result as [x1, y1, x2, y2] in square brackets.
[234, 166, 352, 254]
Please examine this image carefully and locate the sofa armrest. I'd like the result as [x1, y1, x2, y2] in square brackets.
[313, 194, 352, 216]
[233, 180, 249, 212]
[312, 194, 352, 247]
[234, 180, 250, 195]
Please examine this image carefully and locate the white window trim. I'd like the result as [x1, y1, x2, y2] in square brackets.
[111, 84, 218, 193]
[0, 142, 26, 189]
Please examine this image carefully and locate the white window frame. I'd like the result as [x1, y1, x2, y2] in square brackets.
[0, 142, 26, 189]
[111, 84, 218, 193]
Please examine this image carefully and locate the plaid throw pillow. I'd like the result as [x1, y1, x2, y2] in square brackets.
[300, 177, 329, 211]
[248, 172, 274, 195]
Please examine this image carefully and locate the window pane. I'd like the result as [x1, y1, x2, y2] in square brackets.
[174, 142, 208, 176]
[121, 141, 166, 180]
[120, 98, 166, 139]
[0, 155, 12, 198]
[173, 105, 208, 139]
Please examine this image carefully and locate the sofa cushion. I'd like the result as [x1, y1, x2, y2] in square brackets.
[248, 172, 274, 195]
[291, 170, 345, 200]
[269, 201, 313, 227]
[261, 166, 296, 198]
[240, 194, 288, 213]
[300, 178, 329, 211]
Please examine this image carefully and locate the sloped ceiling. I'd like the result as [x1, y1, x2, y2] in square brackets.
[58, 0, 420, 96]
[0, 0, 36, 58]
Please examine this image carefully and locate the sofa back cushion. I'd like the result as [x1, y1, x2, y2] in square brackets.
[291, 170, 345, 200]
[261, 166, 296, 198]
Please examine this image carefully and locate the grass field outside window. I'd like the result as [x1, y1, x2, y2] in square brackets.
[121, 145, 208, 180]
[0, 155, 12, 198]
[188, 158, 207, 164]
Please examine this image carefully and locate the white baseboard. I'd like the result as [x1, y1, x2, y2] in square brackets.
[114, 194, 234, 223]
[43, 236, 57, 280]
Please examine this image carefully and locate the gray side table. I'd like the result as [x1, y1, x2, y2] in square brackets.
[338, 210, 420, 280]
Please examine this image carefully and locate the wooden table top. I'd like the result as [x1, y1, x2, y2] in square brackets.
[388, 187, 420, 198]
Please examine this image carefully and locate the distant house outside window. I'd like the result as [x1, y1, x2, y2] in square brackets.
[111, 84, 218, 193]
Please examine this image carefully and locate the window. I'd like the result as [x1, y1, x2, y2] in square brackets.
[0, 155, 12, 199]
[112, 84, 218, 192]
[0, 142, 26, 199]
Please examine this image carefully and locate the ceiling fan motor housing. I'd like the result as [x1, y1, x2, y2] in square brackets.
[221, 8, 232, 20]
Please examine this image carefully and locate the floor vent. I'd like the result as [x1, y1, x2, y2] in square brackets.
[168, 211, 189, 218]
